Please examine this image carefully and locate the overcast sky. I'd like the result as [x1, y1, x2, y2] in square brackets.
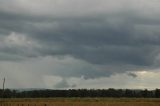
[0, 0, 160, 89]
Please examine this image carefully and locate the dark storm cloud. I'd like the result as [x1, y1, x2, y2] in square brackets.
[0, 0, 160, 79]
[29, 18, 159, 67]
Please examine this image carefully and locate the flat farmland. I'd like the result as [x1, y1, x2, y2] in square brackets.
[1, 98, 160, 106]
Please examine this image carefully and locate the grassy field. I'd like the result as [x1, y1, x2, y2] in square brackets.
[1, 98, 160, 106]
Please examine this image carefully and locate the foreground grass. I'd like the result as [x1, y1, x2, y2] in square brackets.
[1, 98, 160, 106]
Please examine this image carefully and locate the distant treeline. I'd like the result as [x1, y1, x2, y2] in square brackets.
[1, 88, 160, 98]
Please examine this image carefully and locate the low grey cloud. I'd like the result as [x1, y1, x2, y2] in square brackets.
[127, 72, 137, 78]
[54, 79, 70, 89]
[0, 0, 160, 88]
[54, 78, 77, 89]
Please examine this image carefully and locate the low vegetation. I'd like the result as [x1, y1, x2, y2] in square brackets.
[1, 98, 160, 106]
[1, 88, 160, 98]
[1, 89, 160, 106]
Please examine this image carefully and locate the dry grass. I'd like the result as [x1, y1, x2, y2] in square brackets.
[1, 98, 160, 106]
